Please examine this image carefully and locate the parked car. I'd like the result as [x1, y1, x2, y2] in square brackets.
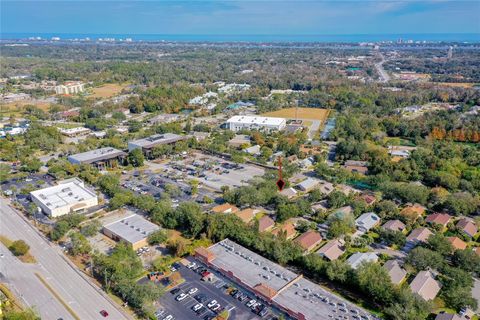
[207, 300, 218, 308]
[99, 310, 109, 317]
[176, 293, 188, 301]
[192, 303, 203, 312]
[170, 288, 181, 295]
[188, 287, 198, 295]
[246, 299, 256, 308]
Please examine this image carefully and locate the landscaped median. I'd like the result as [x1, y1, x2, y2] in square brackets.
[0, 235, 36, 263]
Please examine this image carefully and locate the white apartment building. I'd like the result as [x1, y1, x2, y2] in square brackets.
[30, 178, 98, 217]
[226, 116, 286, 132]
[55, 82, 85, 95]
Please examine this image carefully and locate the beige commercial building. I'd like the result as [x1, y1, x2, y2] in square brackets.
[30, 178, 98, 217]
[103, 214, 160, 250]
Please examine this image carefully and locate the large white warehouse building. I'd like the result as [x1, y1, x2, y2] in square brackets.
[30, 178, 98, 217]
[226, 116, 286, 132]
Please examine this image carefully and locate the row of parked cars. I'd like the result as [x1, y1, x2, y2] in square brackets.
[170, 286, 223, 320]
[188, 261, 272, 319]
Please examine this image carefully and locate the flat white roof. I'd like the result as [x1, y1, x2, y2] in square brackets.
[128, 133, 185, 149]
[226, 116, 286, 126]
[68, 147, 126, 164]
[30, 180, 97, 210]
[103, 214, 160, 244]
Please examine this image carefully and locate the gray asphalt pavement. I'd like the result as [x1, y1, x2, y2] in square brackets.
[0, 198, 130, 320]
[0, 242, 73, 319]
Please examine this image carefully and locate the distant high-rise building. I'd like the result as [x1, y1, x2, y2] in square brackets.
[447, 46, 453, 59]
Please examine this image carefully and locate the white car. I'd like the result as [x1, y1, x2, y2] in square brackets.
[246, 299, 256, 308]
[192, 303, 203, 311]
[207, 300, 218, 308]
[176, 293, 188, 301]
[188, 262, 197, 269]
[211, 303, 221, 311]
[162, 315, 173, 320]
[188, 287, 198, 295]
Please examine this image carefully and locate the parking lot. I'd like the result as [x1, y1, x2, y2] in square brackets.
[154, 152, 265, 192]
[156, 260, 283, 320]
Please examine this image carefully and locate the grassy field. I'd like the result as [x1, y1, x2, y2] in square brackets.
[262, 107, 330, 121]
[89, 83, 129, 98]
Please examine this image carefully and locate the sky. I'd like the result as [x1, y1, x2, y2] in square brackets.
[1, 0, 480, 36]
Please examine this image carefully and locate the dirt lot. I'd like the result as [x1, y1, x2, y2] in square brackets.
[262, 107, 330, 121]
[433, 82, 477, 88]
[89, 83, 129, 98]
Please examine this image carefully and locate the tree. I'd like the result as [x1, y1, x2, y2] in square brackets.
[109, 190, 134, 210]
[327, 191, 348, 208]
[326, 260, 350, 283]
[70, 232, 92, 256]
[452, 249, 480, 275]
[0, 163, 11, 181]
[425, 233, 453, 256]
[9, 240, 30, 256]
[167, 239, 187, 257]
[20, 157, 42, 173]
[356, 262, 395, 304]
[378, 229, 406, 247]
[443, 192, 479, 216]
[189, 179, 199, 195]
[81, 220, 102, 237]
[406, 247, 444, 271]
[128, 149, 144, 167]
[147, 229, 168, 245]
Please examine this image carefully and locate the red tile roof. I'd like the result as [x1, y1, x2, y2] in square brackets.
[456, 218, 478, 237]
[446, 237, 467, 251]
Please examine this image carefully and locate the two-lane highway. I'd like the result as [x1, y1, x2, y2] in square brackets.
[0, 199, 130, 320]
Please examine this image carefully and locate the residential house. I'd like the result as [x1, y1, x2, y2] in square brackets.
[258, 216, 275, 232]
[409, 271, 441, 301]
[294, 230, 322, 252]
[318, 181, 335, 195]
[272, 221, 297, 240]
[383, 260, 407, 285]
[343, 160, 368, 175]
[228, 135, 251, 148]
[382, 219, 406, 233]
[355, 212, 381, 233]
[456, 218, 478, 238]
[425, 213, 451, 229]
[475, 247, 480, 256]
[446, 237, 467, 251]
[234, 208, 257, 224]
[360, 194, 377, 206]
[337, 184, 361, 196]
[280, 187, 298, 199]
[405, 227, 433, 251]
[317, 239, 345, 261]
[400, 203, 426, 222]
[296, 178, 320, 192]
[244, 145, 261, 156]
[311, 200, 329, 213]
[192, 131, 210, 142]
[347, 252, 379, 269]
[211, 203, 239, 214]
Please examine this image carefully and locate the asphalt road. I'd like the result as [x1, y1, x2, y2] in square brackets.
[0, 242, 73, 319]
[0, 199, 130, 320]
[375, 52, 390, 83]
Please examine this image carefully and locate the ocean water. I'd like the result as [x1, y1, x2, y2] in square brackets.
[2, 33, 480, 43]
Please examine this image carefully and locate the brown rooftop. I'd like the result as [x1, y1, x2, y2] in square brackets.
[211, 203, 239, 214]
[425, 213, 451, 227]
[253, 283, 278, 300]
[409, 270, 441, 301]
[258, 216, 275, 232]
[407, 227, 433, 243]
[446, 237, 467, 251]
[234, 208, 256, 224]
[317, 239, 345, 261]
[382, 219, 406, 232]
[456, 218, 478, 237]
[271, 221, 296, 240]
[294, 230, 322, 252]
